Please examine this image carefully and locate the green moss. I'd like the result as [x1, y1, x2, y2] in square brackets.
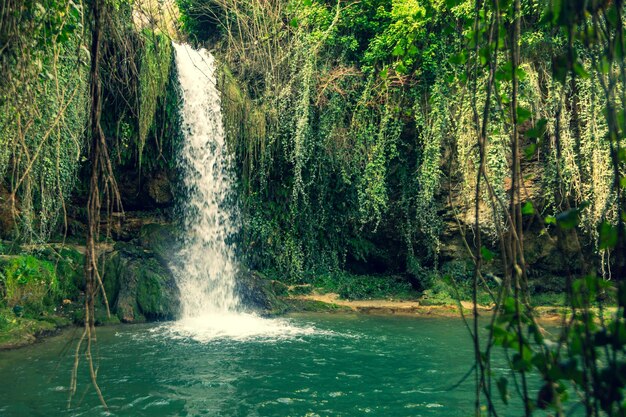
[282, 299, 352, 313]
[136, 258, 175, 319]
[271, 280, 289, 297]
[219, 62, 268, 158]
[288, 284, 314, 296]
[0, 255, 61, 316]
[102, 250, 122, 307]
[0, 307, 58, 350]
[139, 223, 180, 264]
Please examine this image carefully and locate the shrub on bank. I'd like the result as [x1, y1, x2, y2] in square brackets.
[0, 256, 61, 317]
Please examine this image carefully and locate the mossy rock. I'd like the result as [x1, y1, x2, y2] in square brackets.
[0, 309, 59, 350]
[271, 280, 289, 297]
[139, 223, 181, 265]
[103, 241, 180, 323]
[282, 299, 352, 313]
[236, 270, 289, 315]
[136, 257, 179, 320]
[288, 284, 313, 296]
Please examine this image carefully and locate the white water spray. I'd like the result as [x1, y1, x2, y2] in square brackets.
[170, 43, 315, 341]
[173, 43, 240, 316]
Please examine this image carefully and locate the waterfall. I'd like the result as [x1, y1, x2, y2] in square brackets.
[166, 43, 315, 342]
[173, 43, 240, 317]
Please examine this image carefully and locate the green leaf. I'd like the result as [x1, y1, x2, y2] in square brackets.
[496, 61, 513, 81]
[392, 44, 405, 57]
[289, 18, 299, 28]
[556, 207, 584, 230]
[545, 215, 556, 225]
[445, 0, 462, 7]
[303, 0, 313, 5]
[497, 377, 509, 405]
[522, 201, 534, 215]
[551, 0, 562, 24]
[449, 51, 466, 65]
[599, 221, 618, 250]
[524, 143, 537, 159]
[573, 62, 589, 79]
[504, 297, 516, 314]
[525, 119, 548, 139]
[512, 353, 531, 371]
[516, 107, 532, 124]
[479, 46, 490, 66]
[481, 246, 495, 262]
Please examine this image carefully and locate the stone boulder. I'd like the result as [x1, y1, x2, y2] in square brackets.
[235, 270, 288, 315]
[104, 223, 289, 319]
[145, 171, 173, 206]
[103, 224, 181, 322]
[139, 222, 181, 265]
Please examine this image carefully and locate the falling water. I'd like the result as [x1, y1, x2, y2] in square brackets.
[173, 43, 240, 317]
[168, 43, 318, 341]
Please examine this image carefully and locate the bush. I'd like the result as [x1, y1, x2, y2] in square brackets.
[312, 272, 414, 300]
[0, 255, 61, 316]
[0, 309, 9, 330]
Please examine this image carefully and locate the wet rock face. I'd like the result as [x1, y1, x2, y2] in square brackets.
[146, 171, 173, 205]
[235, 270, 288, 315]
[103, 224, 181, 322]
[102, 223, 289, 321]
[116, 168, 174, 211]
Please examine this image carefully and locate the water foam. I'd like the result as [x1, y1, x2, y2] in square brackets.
[157, 313, 329, 343]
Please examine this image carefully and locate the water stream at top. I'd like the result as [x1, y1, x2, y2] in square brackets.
[169, 43, 311, 341]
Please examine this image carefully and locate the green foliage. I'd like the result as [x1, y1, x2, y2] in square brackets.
[194, 0, 459, 280]
[138, 30, 173, 166]
[179, 0, 625, 304]
[0, 0, 179, 245]
[41, 246, 84, 300]
[177, 0, 224, 43]
[0, 34, 89, 241]
[362, 0, 428, 74]
[0, 255, 61, 316]
[412, 81, 448, 260]
[310, 272, 415, 300]
[488, 277, 625, 414]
